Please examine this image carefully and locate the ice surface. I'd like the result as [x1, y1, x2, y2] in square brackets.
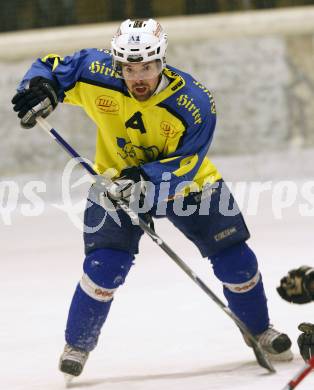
[1, 167, 314, 389]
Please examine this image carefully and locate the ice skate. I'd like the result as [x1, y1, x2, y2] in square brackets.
[59, 344, 89, 378]
[247, 326, 293, 361]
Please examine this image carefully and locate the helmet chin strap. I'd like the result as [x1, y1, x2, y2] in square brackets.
[153, 73, 170, 96]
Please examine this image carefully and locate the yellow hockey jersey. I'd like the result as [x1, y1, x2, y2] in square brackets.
[19, 49, 221, 204]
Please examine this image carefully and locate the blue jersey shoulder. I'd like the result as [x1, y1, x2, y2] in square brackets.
[163, 65, 216, 127]
[75, 48, 127, 93]
[79, 48, 113, 72]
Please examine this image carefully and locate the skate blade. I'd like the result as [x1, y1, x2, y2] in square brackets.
[64, 374, 74, 387]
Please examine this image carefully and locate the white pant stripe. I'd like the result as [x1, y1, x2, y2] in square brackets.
[224, 271, 260, 294]
[80, 273, 116, 302]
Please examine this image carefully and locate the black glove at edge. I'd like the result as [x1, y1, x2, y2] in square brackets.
[277, 266, 314, 304]
[298, 322, 314, 362]
[12, 76, 59, 129]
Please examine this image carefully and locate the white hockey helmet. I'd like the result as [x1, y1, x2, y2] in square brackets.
[111, 19, 168, 78]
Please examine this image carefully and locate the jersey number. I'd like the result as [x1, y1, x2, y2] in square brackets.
[125, 112, 146, 134]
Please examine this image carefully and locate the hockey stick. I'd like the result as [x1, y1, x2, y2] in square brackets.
[281, 356, 314, 389]
[36, 116, 275, 373]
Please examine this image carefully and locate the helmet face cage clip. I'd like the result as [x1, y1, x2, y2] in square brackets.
[111, 18, 168, 79]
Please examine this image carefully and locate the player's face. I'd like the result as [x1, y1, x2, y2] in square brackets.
[122, 61, 161, 101]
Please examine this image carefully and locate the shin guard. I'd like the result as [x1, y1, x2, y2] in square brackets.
[209, 242, 269, 335]
[65, 248, 134, 351]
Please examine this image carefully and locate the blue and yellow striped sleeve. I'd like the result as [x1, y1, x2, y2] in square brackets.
[17, 50, 90, 102]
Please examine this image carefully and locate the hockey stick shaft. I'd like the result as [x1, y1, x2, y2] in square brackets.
[36, 117, 97, 176]
[282, 357, 314, 389]
[36, 117, 274, 373]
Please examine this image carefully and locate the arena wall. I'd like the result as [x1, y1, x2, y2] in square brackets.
[1, 6, 313, 175]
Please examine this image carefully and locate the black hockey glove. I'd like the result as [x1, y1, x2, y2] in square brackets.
[12, 77, 59, 129]
[93, 166, 154, 229]
[107, 166, 147, 204]
[277, 266, 314, 304]
[297, 323, 314, 362]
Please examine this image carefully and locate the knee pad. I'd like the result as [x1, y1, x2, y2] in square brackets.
[209, 242, 260, 293]
[80, 248, 134, 302]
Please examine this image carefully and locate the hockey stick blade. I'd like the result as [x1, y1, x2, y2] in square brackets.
[227, 308, 275, 373]
[252, 345, 275, 373]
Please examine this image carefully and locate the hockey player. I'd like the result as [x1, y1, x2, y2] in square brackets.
[277, 266, 314, 361]
[12, 19, 293, 377]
